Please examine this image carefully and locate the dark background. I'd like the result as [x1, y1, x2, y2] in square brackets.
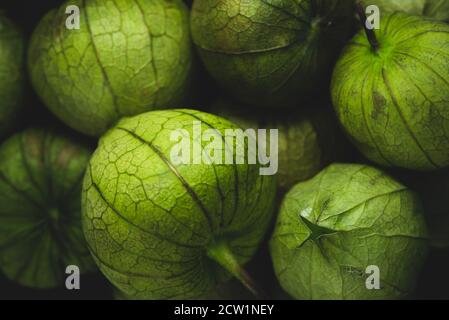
[0, 0, 449, 300]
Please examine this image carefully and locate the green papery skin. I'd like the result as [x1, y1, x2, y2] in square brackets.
[82, 109, 277, 299]
[270, 163, 428, 300]
[191, 0, 356, 108]
[362, 0, 449, 22]
[114, 279, 254, 300]
[0, 13, 25, 138]
[332, 13, 449, 170]
[0, 129, 95, 289]
[28, 0, 194, 137]
[210, 99, 345, 191]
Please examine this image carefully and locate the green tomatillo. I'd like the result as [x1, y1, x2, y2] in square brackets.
[0, 13, 25, 139]
[28, 0, 194, 136]
[270, 163, 428, 299]
[0, 129, 95, 288]
[209, 99, 348, 191]
[82, 109, 277, 299]
[191, 0, 356, 108]
[332, 13, 449, 170]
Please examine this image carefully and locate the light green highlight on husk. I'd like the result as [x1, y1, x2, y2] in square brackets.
[332, 13, 449, 170]
[270, 163, 428, 300]
[28, 0, 194, 136]
[82, 109, 277, 299]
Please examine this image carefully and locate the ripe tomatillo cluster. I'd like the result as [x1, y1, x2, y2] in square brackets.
[1, 0, 447, 300]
